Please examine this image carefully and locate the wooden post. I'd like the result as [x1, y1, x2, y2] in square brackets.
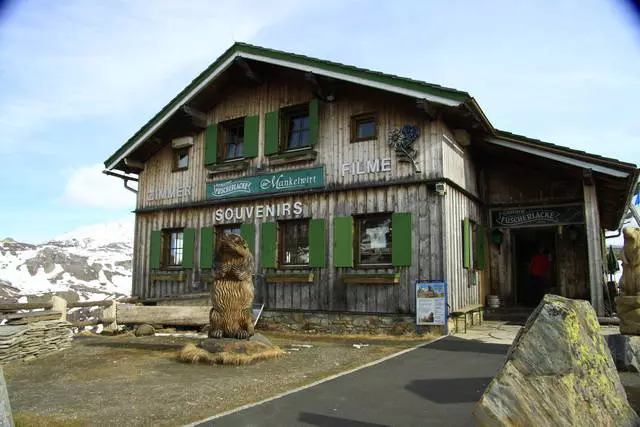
[51, 296, 67, 321]
[584, 181, 605, 316]
[101, 301, 118, 333]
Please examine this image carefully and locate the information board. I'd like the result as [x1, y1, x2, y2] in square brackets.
[416, 281, 447, 326]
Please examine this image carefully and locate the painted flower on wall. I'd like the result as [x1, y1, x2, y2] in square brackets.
[388, 125, 421, 173]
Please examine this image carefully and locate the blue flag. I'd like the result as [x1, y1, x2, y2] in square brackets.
[635, 192, 640, 206]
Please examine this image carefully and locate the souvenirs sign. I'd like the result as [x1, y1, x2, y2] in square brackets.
[490, 204, 584, 228]
[206, 167, 324, 200]
[416, 281, 447, 326]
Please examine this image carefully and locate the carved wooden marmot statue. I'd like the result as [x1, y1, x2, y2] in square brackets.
[621, 227, 640, 297]
[209, 232, 255, 339]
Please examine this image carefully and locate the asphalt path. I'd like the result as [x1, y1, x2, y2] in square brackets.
[193, 336, 509, 427]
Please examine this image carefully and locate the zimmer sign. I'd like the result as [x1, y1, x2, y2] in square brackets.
[206, 167, 324, 200]
[491, 204, 584, 228]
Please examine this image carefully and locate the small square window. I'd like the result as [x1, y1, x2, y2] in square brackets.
[173, 148, 189, 171]
[282, 106, 310, 151]
[279, 220, 309, 266]
[163, 229, 184, 266]
[356, 215, 392, 266]
[219, 119, 245, 161]
[351, 113, 377, 142]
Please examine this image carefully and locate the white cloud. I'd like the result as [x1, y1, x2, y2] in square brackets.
[62, 164, 136, 209]
[0, 0, 313, 149]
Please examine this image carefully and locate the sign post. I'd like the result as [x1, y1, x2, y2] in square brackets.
[416, 280, 448, 334]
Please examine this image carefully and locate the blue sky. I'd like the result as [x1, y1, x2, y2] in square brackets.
[0, 0, 639, 243]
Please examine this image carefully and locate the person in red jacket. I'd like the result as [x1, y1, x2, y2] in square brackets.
[528, 246, 551, 306]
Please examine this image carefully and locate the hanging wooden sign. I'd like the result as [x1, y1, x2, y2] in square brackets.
[490, 204, 584, 228]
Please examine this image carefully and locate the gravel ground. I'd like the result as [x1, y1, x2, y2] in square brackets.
[3, 332, 425, 427]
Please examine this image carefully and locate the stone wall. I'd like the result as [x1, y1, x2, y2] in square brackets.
[256, 310, 445, 336]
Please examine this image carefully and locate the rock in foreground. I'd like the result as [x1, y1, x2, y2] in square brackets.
[474, 294, 640, 427]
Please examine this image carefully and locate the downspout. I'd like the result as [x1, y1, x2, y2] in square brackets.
[102, 170, 139, 194]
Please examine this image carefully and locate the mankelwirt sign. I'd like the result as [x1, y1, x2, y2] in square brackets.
[490, 204, 584, 228]
[206, 167, 324, 200]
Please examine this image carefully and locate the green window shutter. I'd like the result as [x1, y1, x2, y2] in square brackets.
[333, 216, 353, 267]
[199, 226, 215, 269]
[204, 124, 218, 165]
[243, 115, 259, 158]
[309, 98, 319, 146]
[308, 219, 326, 268]
[476, 224, 485, 270]
[149, 230, 162, 269]
[264, 110, 279, 155]
[392, 213, 412, 266]
[463, 218, 471, 269]
[182, 228, 196, 268]
[240, 223, 256, 255]
[260, 222, 278, 268]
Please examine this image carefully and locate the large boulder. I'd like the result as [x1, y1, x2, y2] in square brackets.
[474, 294, 640, 427]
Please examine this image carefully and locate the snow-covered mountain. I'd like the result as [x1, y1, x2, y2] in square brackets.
[0, 218, 133, 304]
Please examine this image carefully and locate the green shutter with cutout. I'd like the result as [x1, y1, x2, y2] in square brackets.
[476, 224, 485, 270]
[333, 216, 353, 267]
[309, 219, 326, 268]
[264, 110, 279, 155]
[204, 124, 218, 165]
[392, 213, 412, 266]
[260, 222, 278, 268]
[243, 115, 259, 158]
[182, 228, 196, 268]
[309, 99, 319, 146]
[199, 226, 215, 269]
[149, 230, 161, 269]
[463, 218, 471, 269]
[240, 223, 256, 255]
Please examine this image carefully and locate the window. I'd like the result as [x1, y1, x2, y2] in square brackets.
[283, 105, 310, 150]
[220, 119, 244, 161]
[279, 220, 309, 266]
[356, 215, 392, 266]
[173, 148, 189, 171]
[163, 229, 184, 267]
[351, 113, 377, 142]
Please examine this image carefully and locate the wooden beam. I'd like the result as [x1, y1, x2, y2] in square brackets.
[124, 157, 145, 171]
[114, 304, 211, 326]
[181, 105, 207, 129]
[236, 58, 262, 84]
[416, 99, 437, 119]
[305, 72, 335, 102]
[584, 183, 605, 316]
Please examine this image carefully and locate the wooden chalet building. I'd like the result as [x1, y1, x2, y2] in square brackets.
[104, 43, 638, 333]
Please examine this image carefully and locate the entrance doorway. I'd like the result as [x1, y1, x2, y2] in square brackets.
[514, 228, 556, 307]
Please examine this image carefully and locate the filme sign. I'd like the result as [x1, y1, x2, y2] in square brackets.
[490, 204, 584, 228]
[341, 157, 392, 176]
[206, 167, 324, 200]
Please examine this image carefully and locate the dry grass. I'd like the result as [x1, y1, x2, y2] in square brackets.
[13, 412, 86, 427]
[178, 343, 284, 365]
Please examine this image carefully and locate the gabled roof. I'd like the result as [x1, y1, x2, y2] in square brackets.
[104, 42, 484, 170]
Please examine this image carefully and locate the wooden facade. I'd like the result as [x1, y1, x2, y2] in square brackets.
[105, 43, 638, 319]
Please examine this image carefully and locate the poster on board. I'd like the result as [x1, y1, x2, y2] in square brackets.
[416, 281, 447, 325]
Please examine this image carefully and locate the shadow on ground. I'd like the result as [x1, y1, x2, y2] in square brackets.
[297, 412, 391, 427]
[405, 377, 494, 403]
[78, 338, 184, 352]
[423, 337, 510, 355]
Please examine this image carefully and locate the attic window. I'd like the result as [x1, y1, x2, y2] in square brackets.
[173, 148, 189, 171]
[351, 113, 377, 142]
